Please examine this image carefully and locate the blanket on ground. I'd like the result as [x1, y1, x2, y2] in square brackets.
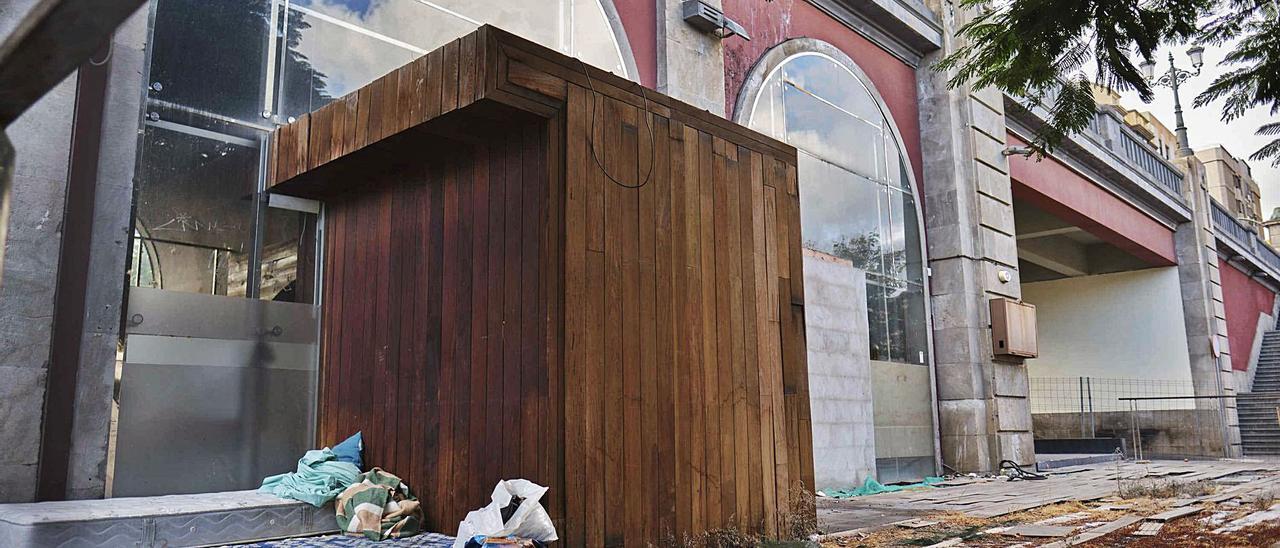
[336, 468, 424, 541]
[259, 448, 362, 507]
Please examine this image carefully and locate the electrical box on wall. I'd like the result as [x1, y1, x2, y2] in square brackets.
[990, 298, 1038, 358]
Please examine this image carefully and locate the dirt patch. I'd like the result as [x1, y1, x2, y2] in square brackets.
[818, 499, 1254, 547]
[1085, 515, 1280, 546]
[1118, 478, 1217, 499]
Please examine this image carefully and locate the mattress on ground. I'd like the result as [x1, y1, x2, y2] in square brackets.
[0, 490, 338, 547]
[239, 532, 456, 547]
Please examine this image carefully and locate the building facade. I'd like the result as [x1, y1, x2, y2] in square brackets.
[3, 0, 1278, 505]
[1197, 145, 1264, 229]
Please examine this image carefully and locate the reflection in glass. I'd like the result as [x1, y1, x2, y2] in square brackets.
[783, 83, 883, 182]
[747, 52, 927, 367]
[130, 230, 160, 289]
[866, 276, 890, 362]
[258, 208, 320, 304]
[798, 153, 883, 274]
[279, 0, 629, 119]
[148, 0, 272, 123]
[780, 54, 883, 125]
[133, 125, 259, 296]
[279, 9, 422, 118]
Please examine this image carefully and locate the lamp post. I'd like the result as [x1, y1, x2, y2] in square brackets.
[1140, 46, 1205, 157]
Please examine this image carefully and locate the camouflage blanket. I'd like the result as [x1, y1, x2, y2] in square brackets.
[237, 532, 454, 547]
[336, 468, 424, 541]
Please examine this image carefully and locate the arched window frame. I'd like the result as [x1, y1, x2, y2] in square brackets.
[733, 38, 935, 370]
[597, 0, 642, 82]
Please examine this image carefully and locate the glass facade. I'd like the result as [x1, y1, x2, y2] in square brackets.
[746, 53, 928, 366]
[746, 51, 935, 483]
[114, 0, 629, 496]
[132, 0, 630, 298]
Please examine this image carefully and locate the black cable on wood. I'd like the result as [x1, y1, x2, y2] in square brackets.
[577, 58, 655, 190]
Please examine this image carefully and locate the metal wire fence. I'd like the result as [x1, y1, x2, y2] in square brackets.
[1030, 377, 1197, 414]
[1029, 377, 1228, 458]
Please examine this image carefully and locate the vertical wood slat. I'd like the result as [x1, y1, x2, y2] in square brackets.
[563, 85, 588, 548]
[318, 131, 552, 529]
[651, 113, 676, 541]
[289, 28, 808, 546]
[697, 129, 721, 531]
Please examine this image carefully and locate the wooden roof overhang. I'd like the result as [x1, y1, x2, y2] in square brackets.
[266, 24, 797, 200]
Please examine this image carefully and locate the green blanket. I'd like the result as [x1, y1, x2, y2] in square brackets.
[258, 448, 361, 507]
[823, 476, 944, 498]
[336, 468, 423, 540]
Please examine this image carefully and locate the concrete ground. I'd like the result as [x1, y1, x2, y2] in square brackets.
[817, 457, 1280, 546]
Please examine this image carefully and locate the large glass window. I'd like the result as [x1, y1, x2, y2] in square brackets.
[747, 53, 928, 365]
[134, 0, 631, 297]
[115, 0, 632, 497]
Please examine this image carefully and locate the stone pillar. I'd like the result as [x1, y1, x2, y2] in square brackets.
[0, 2, 148, 502]
[916, 0, 1034, 472]
[656, 0, 726, 115]
[1175, 156, 1240, 456]
[0, 72, 77, 504]
[64, 5, 149, 499]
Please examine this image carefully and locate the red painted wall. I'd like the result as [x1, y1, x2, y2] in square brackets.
[720, 0, 925, 189]
[612, 0, 657, 87]
[1220, 258, 1278, 371]
[1007, 134, 1177, 266]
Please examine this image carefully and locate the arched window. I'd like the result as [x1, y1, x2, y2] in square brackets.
[743, 49, 929, 366]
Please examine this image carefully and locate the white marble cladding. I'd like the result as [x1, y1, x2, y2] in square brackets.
[802, 249, 876, 492]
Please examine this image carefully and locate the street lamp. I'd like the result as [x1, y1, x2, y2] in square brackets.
[1139, 45, 1205, 157]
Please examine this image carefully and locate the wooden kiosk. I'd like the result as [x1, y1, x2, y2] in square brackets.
[267, 25, 812, 546]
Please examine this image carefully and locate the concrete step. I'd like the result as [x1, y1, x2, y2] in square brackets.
[1237, 416, 1280, 423]
[1241, 441, 1280, 448]
[1242, 442, 1280, 449]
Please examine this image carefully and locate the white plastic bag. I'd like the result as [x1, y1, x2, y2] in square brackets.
[452, 479, 558, 548]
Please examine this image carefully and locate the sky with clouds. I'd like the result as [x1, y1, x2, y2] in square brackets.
[1115, 41, 1280, 215]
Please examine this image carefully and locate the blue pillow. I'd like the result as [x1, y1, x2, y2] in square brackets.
[332, 431, 363, 470]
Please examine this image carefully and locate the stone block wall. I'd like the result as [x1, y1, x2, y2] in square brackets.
[0, 71, 76, 503]
[915, 0, 1034, 472]
[802, 250, 875, 492]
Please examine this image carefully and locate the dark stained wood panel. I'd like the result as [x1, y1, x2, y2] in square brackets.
[317, 127, 553, 529]
[272, 24, 810, 547]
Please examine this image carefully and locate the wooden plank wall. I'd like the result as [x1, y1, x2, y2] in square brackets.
[560, 84, 811, 546]
[317, 122, 559, 531]
[290, 25, 811, 547]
